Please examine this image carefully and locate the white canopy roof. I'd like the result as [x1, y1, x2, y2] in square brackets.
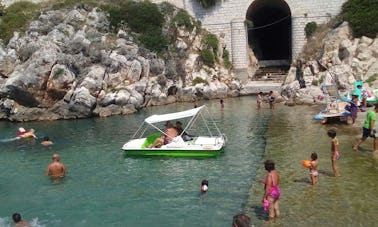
[145, 105, 204, 124]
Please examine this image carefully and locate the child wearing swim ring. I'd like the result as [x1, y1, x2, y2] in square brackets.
[327, 129, 340, 177]
[262, 160, 280, 220]
[310, 152, 319, 185]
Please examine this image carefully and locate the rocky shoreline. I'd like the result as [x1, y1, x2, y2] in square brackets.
[0, 6, 248, 121]
[0, 6, 377, 122]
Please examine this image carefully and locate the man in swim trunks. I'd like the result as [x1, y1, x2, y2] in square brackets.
[149, 121, 178, 148]
[354, 103, 378, 152]
[46, 154, 67, 179]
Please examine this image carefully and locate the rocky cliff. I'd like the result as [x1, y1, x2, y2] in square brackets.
[282, 22, 378, 105]
[0, 5, 242, 121]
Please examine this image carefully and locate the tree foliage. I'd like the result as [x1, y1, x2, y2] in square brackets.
[0, 1, 40, 43]
[341, 0, 378, 38]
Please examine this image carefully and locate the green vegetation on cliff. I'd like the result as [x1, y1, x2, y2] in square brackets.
[0, 0, 231, 69]
[341, 0, 378, 38]
[0, 1, 40, 43]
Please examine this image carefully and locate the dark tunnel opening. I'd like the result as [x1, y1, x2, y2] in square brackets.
[246, 0, 291, 64]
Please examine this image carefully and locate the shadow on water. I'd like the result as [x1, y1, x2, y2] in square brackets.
[250, 205, 269, 221]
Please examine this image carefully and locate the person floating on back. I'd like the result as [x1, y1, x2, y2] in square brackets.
[16, 127, 37, 139]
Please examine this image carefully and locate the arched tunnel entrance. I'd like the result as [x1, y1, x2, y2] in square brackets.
[246, 0, 291, 70]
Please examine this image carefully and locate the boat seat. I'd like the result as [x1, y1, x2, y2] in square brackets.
[195, 137, 218, 145]
[162, 136, 186, 148]
[141, 133, 161, 149]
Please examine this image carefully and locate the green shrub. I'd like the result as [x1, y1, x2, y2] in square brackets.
[244, 19, 253, 28]
[105, 0, 166, 54]
[107, 1, 162, 31]
[222, 49, 232, 69]
[200, 49, 215, 67]
[311, 79, 319, 86]
[305, 21, 317, 38]
[341, 0, 378, 38]
[172, 9, 194, 30]
[51, 0, 99, 10]
[0, 1, 40, 43]
[196, 0, 219, 9]
[318, 77, 324, 85]
[365, 73, 378, 87]
[139, 26, 168, 53]
[192, 77, 208, 86]
[203, 33, 218, 52]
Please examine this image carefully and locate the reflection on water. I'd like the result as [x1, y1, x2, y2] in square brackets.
[0, 99, 377, 226]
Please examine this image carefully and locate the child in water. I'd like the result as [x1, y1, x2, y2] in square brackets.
[257, 92, 263, 110]
[268, 91, 275, 110]
[347, 95, 359, 125]
[327, 129, 340, 177]
[309, 152, 319, 185]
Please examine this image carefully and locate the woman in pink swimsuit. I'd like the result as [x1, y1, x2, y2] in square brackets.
[262, 160, 280, 220]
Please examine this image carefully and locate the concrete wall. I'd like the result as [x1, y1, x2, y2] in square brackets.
[153, 0, 347, 69]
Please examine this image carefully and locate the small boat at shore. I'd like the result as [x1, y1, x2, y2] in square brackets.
[339, 81, 378, 105]
[122, 105, 227, 157]
[314, 84, 351, 123]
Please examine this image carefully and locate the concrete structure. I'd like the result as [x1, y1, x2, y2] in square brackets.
[152, 0, 346, 70]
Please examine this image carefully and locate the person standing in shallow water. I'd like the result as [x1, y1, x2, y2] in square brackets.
[257, 92, 263, 110]
[309, 152, 319, 185]
[327, 129, 340, 177]
[268, 91, 275, 110]
[262, 160, 280, 220]
[46, 154, 67, 179]
[354, 103, 378, 152]
[220, 99, 224, 109]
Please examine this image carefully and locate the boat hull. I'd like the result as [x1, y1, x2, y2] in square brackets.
[123, 148, 224, 157]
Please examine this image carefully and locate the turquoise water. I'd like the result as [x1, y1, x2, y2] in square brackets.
[0, 98, 270, 226]
[1, 98, 378, 227]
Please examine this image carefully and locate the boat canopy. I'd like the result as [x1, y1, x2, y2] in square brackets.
[145, 105, 204, 124]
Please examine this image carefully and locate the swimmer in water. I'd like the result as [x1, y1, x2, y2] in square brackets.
[12, 213, 31, 227]
[16, 128, 37, 139]
[41, 136, 54, 146]
[201, 179, 208, 192]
